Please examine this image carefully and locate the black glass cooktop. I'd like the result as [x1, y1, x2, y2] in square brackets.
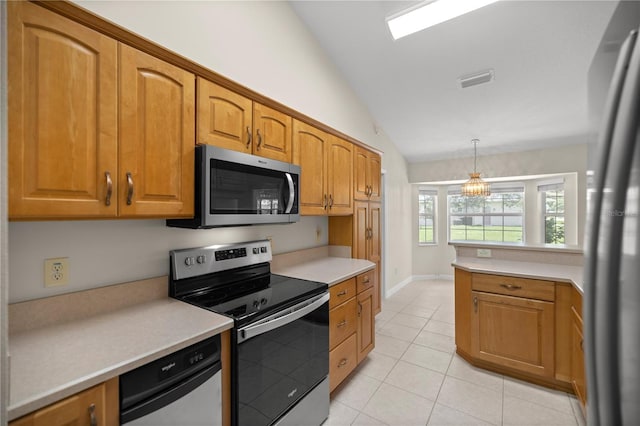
[180, 273, 327, 326]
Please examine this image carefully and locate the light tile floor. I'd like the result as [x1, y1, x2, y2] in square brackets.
[326, 279, 587, 426]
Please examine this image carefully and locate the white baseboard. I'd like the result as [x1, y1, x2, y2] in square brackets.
[385, 274, 455, 299]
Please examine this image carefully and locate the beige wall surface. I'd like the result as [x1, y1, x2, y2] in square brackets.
[410, 143, 588, 277]
[6, 1, 412, 302]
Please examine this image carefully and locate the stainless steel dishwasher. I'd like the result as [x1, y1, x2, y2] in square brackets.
[120, 335, 222, 426]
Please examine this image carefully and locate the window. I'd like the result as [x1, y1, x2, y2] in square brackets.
[418, 189, 437, 244]
[448, 185, 524, 243]
[540, 181, 565, 244]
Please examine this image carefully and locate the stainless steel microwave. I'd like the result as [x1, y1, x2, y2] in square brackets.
[167, 145, 300, 228]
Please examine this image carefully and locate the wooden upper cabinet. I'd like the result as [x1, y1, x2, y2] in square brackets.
[293, 120, 353, 216]
[253, 102, 292, 162]
[354, 147, 381, 202]
[197, 78, 292, 162]
[293, 120, 329, 215]
[197, 78, 252, 153]
[8, 1, 118, 219]
[119, 45, 195, 218]
[327, 137, 354, 215]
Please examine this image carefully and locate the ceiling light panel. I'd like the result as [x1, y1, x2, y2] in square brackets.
[387, 0, 500, 40]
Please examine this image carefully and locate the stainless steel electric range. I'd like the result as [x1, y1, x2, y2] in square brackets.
[169, 240, 329, 426]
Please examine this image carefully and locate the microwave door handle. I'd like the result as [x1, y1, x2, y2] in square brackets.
[237, 293, 329, 343]
[285, 173, 295, 214]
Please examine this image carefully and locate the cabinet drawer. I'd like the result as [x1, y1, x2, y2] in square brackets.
[329, 333, 357, 392]
[356, 270, 375, 293]
[472, 273, 555, 302]
[329, 298, 358, 349]
[329, 278, 356, 310]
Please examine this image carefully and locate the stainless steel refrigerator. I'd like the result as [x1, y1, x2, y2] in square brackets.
[585, 2, 640, 424]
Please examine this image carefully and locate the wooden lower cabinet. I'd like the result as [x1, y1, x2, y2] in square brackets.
[10, 378, 118, 426]
[455, 268, 586, 404]
[571, 287, 587, 411]
[471, 290, 555, 378]
[328, 270, 376, 393]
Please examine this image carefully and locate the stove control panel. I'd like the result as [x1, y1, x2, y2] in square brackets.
[171, 240, 272, 280]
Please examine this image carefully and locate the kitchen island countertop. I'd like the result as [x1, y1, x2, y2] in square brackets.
[452, 256, 584, 293]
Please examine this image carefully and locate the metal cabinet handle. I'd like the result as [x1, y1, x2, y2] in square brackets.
[338, 358, 348, 368]
[246, 126, 252, 148]
[363, 276, 370, 283]
[366, 185, 372, 197]
[329, 194, 334, 208]
[105, 172, 112, 206]
[323, 194, 328, 210]
[126, 172, 134, 205]
[337, 320, 347, 328]
[256, 129, 262, 149]
[500, 284, 522, 291]
[358, 302, 362, 317]
[473, 296, 478, 313]
[337, 290, 348, 296]
[580, 339, 584, 352]
[89, 403, 97, 426]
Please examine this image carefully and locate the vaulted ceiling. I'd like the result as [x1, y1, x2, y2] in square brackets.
[290, 1, 618, 163]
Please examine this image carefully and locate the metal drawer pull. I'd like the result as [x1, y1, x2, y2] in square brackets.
[338, 358, 348, 368]
[126, 172, 134, 205]
[500, 284, 522, 291]
[105, 171, 112, 206]
[246, 126, 252, 148]
[337, 290, 348, 296]
[362, 276, 370, 283]
[337, 320, 347, 328]
[89, 403, 97, 426]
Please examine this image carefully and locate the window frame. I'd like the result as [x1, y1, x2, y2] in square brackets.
[447, 185, 525, 244]
[540, 184, 565, 244]
[418, 188, 437, 245]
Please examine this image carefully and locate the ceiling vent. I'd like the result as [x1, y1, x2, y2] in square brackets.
[458, 69, 494, 89]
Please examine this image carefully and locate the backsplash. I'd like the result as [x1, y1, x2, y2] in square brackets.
[8, 216, 328, 303]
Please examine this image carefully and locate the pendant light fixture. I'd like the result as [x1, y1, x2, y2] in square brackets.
[461, 139, 491, 197]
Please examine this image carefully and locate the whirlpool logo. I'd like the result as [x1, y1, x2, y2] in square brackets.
[287, 388, 298, 398]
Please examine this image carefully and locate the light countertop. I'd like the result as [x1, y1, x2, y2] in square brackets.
[8, 298, 233, 421]
[273, 257, 375, 286]
[452, 257, 584, 293]
[449, 241, 583, 254]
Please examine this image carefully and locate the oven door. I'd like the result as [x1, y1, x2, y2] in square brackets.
[235, 292, 329, 426]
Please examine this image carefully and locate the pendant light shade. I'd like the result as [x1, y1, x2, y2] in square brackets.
[461, 139, 491, 197]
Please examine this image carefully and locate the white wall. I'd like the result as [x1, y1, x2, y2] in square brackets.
[7, 1, 412, 302]
[410, 144, 588, 277]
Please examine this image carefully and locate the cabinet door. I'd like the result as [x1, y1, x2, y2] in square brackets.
[354, 147, 381, 202]
[367, 151, 382, 202]
[292, 120, 328, 215]
[8, 1, 118, 219]
[10, 378, 118, 426]
[571, 304, 587, 409]
[119, 45, 195, 218]
[352, 201, 369, 260]
[327, 137, 354, 215]
[197, 78, 252, 153]
[253, 103, 292, 162]
[471, 291, 555, 378]
[357, 288, 375, 363]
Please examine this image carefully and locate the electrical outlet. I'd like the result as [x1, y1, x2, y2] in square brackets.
[44, 257, 69, 287]
[477, 249, 492, 258]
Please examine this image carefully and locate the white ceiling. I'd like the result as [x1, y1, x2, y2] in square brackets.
[290, 0, 618, 163]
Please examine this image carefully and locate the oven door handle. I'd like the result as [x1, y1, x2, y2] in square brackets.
[238, 292, 329, 343]
[284, 173, 295, 214]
